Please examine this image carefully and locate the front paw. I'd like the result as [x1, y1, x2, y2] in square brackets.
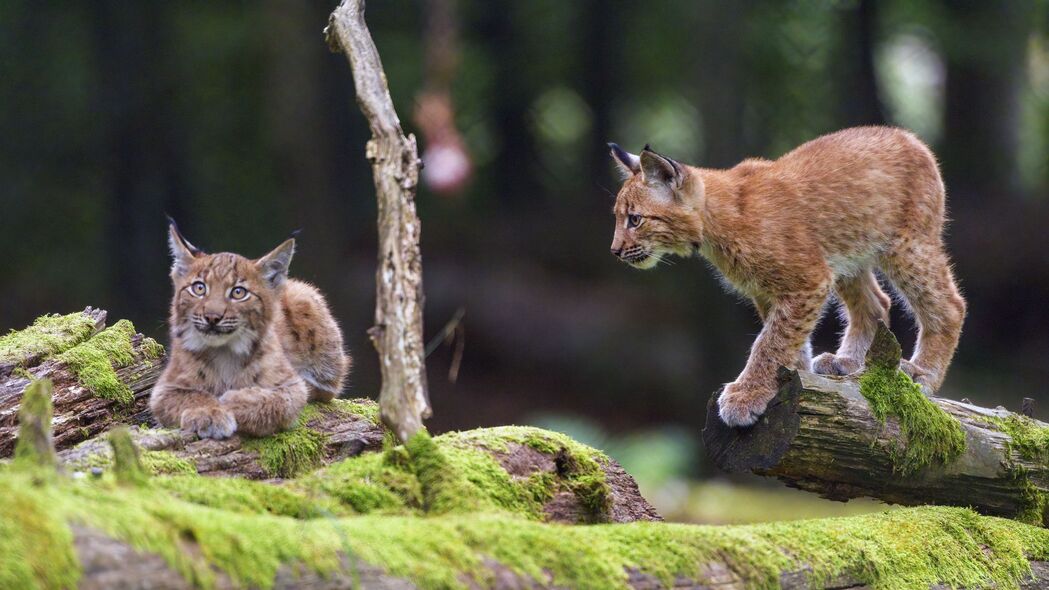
[718, 382, 771, 428]
[812, 353, 863, 376]
[180, 406, 237, 440]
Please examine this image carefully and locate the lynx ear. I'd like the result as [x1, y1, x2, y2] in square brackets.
[255, 238, 295, 289]
[640, 147, 684, 190]
[167, 216, 202, 279]
[608, 143, 640, 179]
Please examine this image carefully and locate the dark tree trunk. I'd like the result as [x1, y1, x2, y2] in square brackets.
[938, 0, 1035, 203]
[836, 0, 886, 126]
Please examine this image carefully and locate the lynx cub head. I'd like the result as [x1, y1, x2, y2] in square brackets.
[607, 143, 703, 269]
[166, 219, 295, 355]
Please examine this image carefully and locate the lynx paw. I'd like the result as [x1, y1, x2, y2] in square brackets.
[718, 382, 771, 428]
[180, 405, 237, 440]
[812, 353, 863, 376]
[900, 360, 936, 390]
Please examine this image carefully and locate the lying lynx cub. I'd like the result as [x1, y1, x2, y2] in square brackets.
[150, 220, 350, 439]
[607, 127, 965, 427]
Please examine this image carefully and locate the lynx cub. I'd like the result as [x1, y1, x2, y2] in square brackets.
[607, 127, 965, 428]
[150, 220, 350, 439]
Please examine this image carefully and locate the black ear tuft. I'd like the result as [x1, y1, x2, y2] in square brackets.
[608, 142, 641, 176]
[289, 229, 302, 240]
[166, 215, 201, 255]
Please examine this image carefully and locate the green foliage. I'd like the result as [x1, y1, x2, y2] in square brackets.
[859, 366, 966, 474]
[56, 320, 164, 405]
[0, 312, 99, 367]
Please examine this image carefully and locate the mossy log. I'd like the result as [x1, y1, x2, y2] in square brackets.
[704, 322, 1049, 525]
[0, 308, 165, 457]
[55, 398, 389, 480]
[5, 392, 1049, 589]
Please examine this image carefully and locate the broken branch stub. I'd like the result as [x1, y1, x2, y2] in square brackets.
[326, 0, 431, 442]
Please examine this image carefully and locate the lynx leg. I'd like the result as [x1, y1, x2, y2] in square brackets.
[721, 282, 830, 427]
[219, 380, 309, 437]
[752, 295, 813, 372]
[882, 241, 966, 390]
[812, 270, 891, 376]
[150, 385, 237, 439]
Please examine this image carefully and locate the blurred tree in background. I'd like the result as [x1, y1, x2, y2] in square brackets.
[2, 0, 1048, 493]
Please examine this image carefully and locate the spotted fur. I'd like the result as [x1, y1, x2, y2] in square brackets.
[150, 222, 351, 439]
[608, 127, 966, 428]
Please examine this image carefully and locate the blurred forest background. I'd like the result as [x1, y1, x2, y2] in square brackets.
[2, 0, 1048, 521]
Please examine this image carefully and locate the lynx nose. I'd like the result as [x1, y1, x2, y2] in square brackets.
[610, 247, 623, 258]
[203, 312, 224, 326]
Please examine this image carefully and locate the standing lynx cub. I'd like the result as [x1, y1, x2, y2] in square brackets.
[607, 127, 965, 427]
[150, 220, 350, 439]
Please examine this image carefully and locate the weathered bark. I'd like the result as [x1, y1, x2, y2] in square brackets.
[57, 404, 388, 480]
[703, 324, 1049, 523]
[325, 0, 430, 443]
[0, 308, 163, 457]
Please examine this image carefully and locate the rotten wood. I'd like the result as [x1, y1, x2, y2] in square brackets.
[703, 323, 1049, 524]
[326, 0, 431, 443]
[0, 310, 163, 457]
[58, 402, 388, 480]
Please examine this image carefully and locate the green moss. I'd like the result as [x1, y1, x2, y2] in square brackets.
[141, 451, 197, 476]
[977, 415, 1049, 525]
[108, 427, 148, 486]
[296, 448, 423, 514]
[329, 398, 381, 425]
[859, 366, 966, 474]
[438, 426, 613, 520]
[243, 427, 328, 479]
[986, 414, 1049, 462]
[242, 402, 329, 478]
[0, 311, 99, 368]
[6, 464, 1049, 590]
[12, 380, 57, 471]
[0, 475, 79, 590]
[240, 398, 384, 479]
[56, 320, 164, 405]
[154, 475, 349, 519]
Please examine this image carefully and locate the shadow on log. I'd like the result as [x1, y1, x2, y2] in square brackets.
[704, 322, 1049, 525]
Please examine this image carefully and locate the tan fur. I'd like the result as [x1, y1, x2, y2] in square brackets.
[608, 127, 966, 427]
[150, 224, 351, 439]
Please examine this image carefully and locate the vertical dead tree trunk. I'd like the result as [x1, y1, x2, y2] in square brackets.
[325, 0, 431, 442]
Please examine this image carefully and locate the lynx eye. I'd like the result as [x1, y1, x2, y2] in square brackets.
[627, 214, 642, 228]
[229, 286, 249, 301]
[190, 281, 207, 297]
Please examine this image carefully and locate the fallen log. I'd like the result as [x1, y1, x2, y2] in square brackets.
[57, 398, 389, 480]
[703, 322, 1049, 525]
[6, 377, 1049, 589]
[0, 308, 165, 456]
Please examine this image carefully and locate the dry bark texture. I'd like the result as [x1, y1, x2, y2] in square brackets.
[0, 308, 162, 457]
[703, 324, 1049, 523]
[57, 407, 388, 480]
[325, 0, 430, 443]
